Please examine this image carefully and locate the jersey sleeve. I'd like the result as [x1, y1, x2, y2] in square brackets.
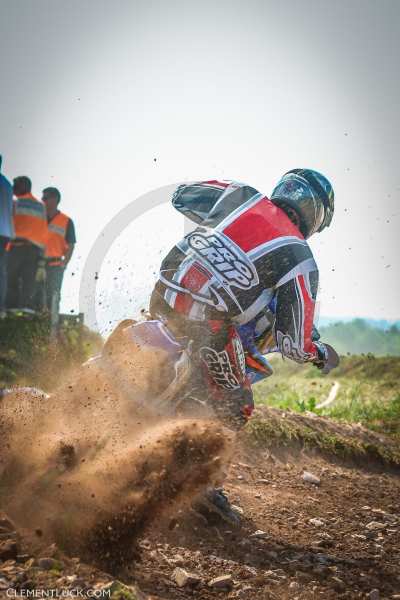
[273, 269, 319, 363]
[172, 180, 231, 224]
[172, 180, 260, 228]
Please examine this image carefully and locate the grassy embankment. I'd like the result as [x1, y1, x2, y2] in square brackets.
[247, 354, 400, 466]
[0, 312, 102, 390]
[253, 354, 400, 435]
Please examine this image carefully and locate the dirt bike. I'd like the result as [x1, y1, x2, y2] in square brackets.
[77, 309, 339, 424]
[77, 313, 269, 418]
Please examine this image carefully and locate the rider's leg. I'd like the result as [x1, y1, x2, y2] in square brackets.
[185, 322, 254, 526]
[150, 290, 254, 428]
[149, 292, 252, 526]
[192, 321, 254, 429]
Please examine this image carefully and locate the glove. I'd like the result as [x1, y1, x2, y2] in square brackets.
[313, 342, 340, 374]
[35, 260, 47, 283]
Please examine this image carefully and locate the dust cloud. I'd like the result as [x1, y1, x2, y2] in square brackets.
[0, 354, 232, 569]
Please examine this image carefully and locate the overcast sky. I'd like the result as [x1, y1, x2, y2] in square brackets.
[1, 0, 399, 332]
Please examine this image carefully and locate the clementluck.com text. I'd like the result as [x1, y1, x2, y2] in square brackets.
[6, 589, 111, 598]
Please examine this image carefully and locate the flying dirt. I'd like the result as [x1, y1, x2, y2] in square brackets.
[0, 348, 233, 571]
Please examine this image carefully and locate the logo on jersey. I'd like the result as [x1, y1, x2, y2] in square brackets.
[187, 229, 258, 290]
[199, 347, 240, 390]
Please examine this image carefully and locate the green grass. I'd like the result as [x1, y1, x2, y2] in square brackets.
[254, 355, 400, 437]
[328, 389, 400, 435]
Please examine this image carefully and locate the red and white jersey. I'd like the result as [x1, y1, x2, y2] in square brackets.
[154, 180, 320, 362]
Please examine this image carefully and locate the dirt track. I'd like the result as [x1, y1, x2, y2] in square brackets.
[128, 443, 400, 599]
[1, 382, 400, 599]
[1, 435, 400, 599]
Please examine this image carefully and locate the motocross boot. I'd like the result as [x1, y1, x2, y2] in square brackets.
[193, 487, 242, 527]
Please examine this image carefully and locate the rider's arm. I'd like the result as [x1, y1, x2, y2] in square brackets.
[273, 270, 322, 363]
[172, 180, 259, 226]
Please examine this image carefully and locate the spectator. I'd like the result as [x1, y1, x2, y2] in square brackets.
[6, 176, 47, 310]
[42, 187, 76, 316]
[0, 156, 14, 317]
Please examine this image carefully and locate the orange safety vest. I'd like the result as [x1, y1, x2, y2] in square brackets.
[12, 193, 47, 249]
[45, 211, 70, 266]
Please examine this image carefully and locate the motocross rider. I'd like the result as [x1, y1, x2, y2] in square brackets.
[150, 169, 338, 523]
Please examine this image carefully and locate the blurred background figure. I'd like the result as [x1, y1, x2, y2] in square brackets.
[0, 156, 14, 317]
[41, 187, 76, 318]
[6, 176, 47, 311]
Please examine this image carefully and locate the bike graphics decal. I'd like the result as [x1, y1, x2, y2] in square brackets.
[187, 229, 259, 290]
[199, 346, 241, 390]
